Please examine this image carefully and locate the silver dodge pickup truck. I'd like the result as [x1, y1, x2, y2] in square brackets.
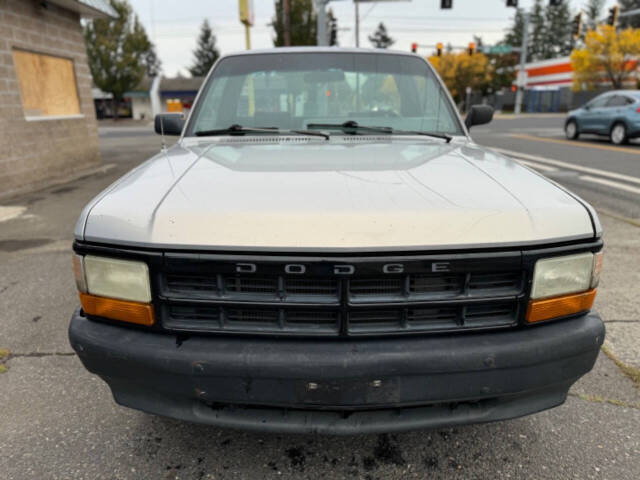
[69, 48, 604, 435]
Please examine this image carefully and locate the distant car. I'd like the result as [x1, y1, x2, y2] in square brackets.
[565, 90, 640, 145]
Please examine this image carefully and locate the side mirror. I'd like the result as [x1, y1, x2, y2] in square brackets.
[154, 113, 185, 136]
[464, 105, 494, 129]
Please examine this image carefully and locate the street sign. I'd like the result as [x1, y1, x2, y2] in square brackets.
[488, 45, 512, 54]
[239, 0, 254, 26]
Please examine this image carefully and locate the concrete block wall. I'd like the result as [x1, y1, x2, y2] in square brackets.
[0, 0, 101, 199]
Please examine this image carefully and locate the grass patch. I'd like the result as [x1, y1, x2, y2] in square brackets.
[602, 345, 640, 389]
[572, 393, 640, 409]
[0, 348, 10, 374]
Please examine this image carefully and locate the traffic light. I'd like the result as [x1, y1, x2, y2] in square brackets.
[506, 0, 518, 7]
[549, 0, 562, 6]
[411, 42, 418, 53]
[436, 42, 443, 57]
[607, 5, 619, 27]
[468, 42, 475, 56]
[440, 0, 452, 9]
[572, 12, 583, 39]
[328, 10, 338, 46]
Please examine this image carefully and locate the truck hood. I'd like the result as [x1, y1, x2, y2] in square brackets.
[77, 137, 595, 251]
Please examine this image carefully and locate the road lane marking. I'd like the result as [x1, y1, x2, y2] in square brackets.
[517, 160, 558, 172]
[508, 133, 640, 155]
[579, 175, 640, 195]
[0, 206, 26, 223]
[491, 147, 640, 186]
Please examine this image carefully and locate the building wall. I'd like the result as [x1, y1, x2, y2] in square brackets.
[0, 0, 101, 199]
[131, 96, 152, 120]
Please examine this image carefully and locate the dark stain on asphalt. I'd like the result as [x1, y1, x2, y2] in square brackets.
[220, 438, 231, 446]
[50, 186, 77, 195]
[0, 238, 54, 252]
[32, 316, 41, 323]
[285, 446, 306, 471]
[373, 434, 405, 466]
[424, 455, 439, 469]
[362, 456, 377, 471]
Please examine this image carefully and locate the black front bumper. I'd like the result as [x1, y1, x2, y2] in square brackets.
[69, 310, 604, 435]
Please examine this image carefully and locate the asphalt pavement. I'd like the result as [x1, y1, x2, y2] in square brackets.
[0, 118, 639, 479]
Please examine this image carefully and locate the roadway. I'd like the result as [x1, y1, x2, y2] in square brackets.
[472, 114, 640, 221]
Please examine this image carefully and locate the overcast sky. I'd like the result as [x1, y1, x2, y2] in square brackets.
[127, 0, 617, 77]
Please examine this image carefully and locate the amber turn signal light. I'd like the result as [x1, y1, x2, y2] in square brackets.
[526, 289, 596, 324]
[79, 293, 155, 326]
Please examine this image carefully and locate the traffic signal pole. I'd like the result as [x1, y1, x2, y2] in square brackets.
[514, 12, 530, 115]
[316, 0, 329, 46]
[355, 0, 360, 47]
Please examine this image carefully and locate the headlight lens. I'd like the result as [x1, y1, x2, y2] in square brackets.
[530, 252, 594, 300]
[83, 256, 151, 303]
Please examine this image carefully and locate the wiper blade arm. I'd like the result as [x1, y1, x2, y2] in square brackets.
[307, 121, 452, 142]
[307, 120, 392, 135]
[392, 129, 453, 143]
[194, 124, 329, 140]
[195, 124, 275, 136]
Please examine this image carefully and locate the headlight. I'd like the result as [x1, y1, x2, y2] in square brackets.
[531, 252, 594, 300]
[74, 255, 154, 326]
[527, 251, 602, 323]
[84, 256, 151, 303]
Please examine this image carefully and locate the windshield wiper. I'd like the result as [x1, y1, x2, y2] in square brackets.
[307, 120, 452, 143]
[194, 124, 329, 140]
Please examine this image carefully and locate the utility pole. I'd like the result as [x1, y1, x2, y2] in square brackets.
[283, 0, 291, 46]
[514, 12, 530, 115]
[316, 0, 329, 46]
[355, 0, 360, 47]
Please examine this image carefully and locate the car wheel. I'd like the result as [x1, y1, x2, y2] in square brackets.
[565, 120, 579, 140]
[610, 123, 627, 145]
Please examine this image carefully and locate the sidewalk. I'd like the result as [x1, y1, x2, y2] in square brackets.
[595, 212, 640, 374]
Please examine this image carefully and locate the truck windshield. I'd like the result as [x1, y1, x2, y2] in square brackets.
[187, 52, 464, 137]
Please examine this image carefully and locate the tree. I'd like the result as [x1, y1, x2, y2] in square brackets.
[369, 23, 394, 49]
[84, 0, 158, 119]
[585, 0, 605, 31]
[272, 0, 317, 46]
[528, 0, 546, 61]
[503, 7, 526, 51]
[543, 0, 573, 58]
[428, 52, 492, 107]
[189, 20, 219, 77]
[571, 25, 640, 90]
[619, 0, 640, 28]
[502, 0, 576, 61]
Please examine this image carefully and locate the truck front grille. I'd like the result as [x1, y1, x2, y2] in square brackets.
[157, 253, 525, 337]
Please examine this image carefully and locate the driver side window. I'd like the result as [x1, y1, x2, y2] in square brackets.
[588, 96, 610, 109]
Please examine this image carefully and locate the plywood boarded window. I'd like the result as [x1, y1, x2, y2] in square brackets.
[12, 50, 81, 117]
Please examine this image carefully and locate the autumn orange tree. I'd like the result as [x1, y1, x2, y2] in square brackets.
[571, 24, 640, 90]
[428, 52, 492, 106]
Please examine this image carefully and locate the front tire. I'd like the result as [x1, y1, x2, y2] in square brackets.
[565, 120, 579, 140]
[610, 122, 627, 145]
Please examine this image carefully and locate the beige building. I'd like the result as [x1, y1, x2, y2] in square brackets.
[0, 0, 115, 199]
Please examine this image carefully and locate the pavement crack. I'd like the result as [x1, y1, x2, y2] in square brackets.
[9, 352, 76, 358]
[568, 392, 640, 410]
[603, 319, 640, 324]
[601, 345, 640, 389]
